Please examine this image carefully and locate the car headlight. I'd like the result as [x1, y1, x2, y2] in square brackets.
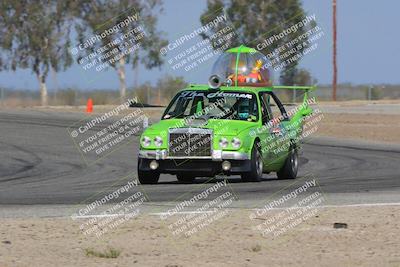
[154, 136, 163, 147]
[219, 137, 229, 148]
[232, 137, 241, 149]
[142, 136, 151, 147]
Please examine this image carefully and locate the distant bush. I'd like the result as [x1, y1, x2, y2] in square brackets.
[1, 81, 399, 107]
[89, 90, 119, 105]
[56, 89, 76, 106]
[365, 87, 383, 100]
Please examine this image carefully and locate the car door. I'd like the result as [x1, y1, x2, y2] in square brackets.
[258, 92, 290, 170]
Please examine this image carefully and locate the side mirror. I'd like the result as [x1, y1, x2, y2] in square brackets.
[248, 115, 257, 122]
[301, 107, 312, 116]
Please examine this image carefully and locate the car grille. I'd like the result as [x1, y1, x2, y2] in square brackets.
[169, 129, 212, 157]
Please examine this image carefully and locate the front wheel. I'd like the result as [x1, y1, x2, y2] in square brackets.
[137, 159, 160, 184]
[241, 142, 263, 182]
[176, 174, 196, 183]
[277, 147, 298, 180]
[138, 169, 160, 184]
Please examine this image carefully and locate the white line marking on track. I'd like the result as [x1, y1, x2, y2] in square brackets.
[251, 202, 400, 212]
[318, 202, 400, 208]
[73, 212, 139, 219]
[149, 202, 400, 216]
[73, 210, 215, 219]
[150, 211, 215, 216]
[71, 203, 400, 219]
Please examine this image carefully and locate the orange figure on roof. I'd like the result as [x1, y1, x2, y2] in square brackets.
[209, 45, 272, 87]
[246, 59, 263, 84]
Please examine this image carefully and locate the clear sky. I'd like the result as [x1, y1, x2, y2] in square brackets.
[0, 0, 398, 91]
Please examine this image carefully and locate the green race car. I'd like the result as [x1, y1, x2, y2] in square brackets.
[137, 46, 314, 184]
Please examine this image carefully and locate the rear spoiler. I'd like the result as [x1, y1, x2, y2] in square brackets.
[272, 85, 317, 118]
[272, 85, 316, 90]
[272, 85, 316, 104]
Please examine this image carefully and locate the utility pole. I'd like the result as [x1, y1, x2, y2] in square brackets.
[1, 87, 4, 107]
[332, 0, 337, 101]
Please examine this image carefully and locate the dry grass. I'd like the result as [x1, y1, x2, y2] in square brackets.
[84, 247, 121, 258]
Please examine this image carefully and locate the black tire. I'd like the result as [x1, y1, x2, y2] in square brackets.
[176, 174, 196, 183]
[241, 141, 263, 182]
[137, 159, 160, 184]
[138, 169, 160, 184]
[277, 147, 298, 180]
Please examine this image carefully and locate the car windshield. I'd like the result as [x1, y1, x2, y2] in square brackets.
[162, 90, 258, 121]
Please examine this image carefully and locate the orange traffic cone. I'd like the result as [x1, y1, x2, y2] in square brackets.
[86, 98, 93, 113]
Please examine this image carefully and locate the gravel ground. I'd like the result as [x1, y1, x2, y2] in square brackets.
[0, 206, 399, 267]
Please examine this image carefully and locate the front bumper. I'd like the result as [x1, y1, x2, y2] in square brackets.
[138, 149, 251, 176]
[138, 149, 249, 161]
[138, 158, 251, 176]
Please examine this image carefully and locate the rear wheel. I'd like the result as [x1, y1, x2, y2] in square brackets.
[241, 142, 263, 182]
[176, 174, 196, 183]
[277, 147, 298, 180]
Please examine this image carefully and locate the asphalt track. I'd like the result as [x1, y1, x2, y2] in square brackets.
[1, 108, 400, 210]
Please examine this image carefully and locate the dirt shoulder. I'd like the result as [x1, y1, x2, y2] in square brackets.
[8, 100, 399, 144]
[1, 206, 399, 267]
[315, 113, 400, 144]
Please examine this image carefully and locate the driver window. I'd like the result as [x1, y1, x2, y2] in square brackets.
[267, 95, 282, 119]
[259, 93, 271, 124]
[260, 92, 285, 124]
